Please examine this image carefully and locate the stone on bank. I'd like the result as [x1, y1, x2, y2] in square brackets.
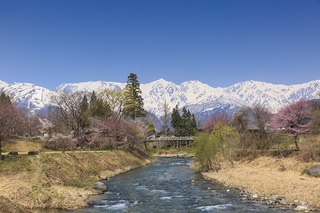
[93, 181, 108, 193]
[305, 165, 320, 178]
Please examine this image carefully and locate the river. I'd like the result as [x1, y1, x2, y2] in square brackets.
[72, 157, 295, 213]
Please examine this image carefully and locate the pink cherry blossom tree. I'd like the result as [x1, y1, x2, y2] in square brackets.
[91, 118, 141, 149]
[202, 112, 230, 132]
[270, 100, 311, 150]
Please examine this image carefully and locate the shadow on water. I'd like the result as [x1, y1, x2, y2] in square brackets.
[64, 157, 295, 213]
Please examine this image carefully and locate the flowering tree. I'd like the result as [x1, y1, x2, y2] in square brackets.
[91, 118, 141, 149]
[202, 112, 230, 132]
[270, 100, 311, 150]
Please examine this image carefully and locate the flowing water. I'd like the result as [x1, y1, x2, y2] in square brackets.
[72, 157, 295, 213]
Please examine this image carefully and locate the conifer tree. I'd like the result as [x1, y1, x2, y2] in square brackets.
[182, 107, 192, 136]
[89, 91, 98, 117]
[79, 94, 90, 130]
[171, 105, 197, 136]
[191, 114, 198, 135]
[89, 91, 112, 118]
[123, 73, 146, 120]
[171, 105, 182, 136]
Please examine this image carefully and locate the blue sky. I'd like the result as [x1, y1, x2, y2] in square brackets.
[0, 0, 319, 89]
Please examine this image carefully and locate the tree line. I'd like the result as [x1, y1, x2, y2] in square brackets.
[0, 73, 153, 155]
[1, 73, 319, 166]
[46, 73, 151, 151]
[194, 98, 320, 171]
[0, 73, 199, 157]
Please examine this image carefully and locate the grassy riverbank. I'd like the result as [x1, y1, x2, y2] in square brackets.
[0, 149, 150, 213]
[202, 156, 320, 211]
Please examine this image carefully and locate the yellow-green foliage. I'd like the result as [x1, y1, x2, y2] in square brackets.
[194, 123, 240, 171]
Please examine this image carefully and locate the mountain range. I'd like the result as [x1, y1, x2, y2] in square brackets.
[0, 79, 319, 123]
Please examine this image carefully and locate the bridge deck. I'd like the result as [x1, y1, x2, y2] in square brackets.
[144, 136, 196, 149]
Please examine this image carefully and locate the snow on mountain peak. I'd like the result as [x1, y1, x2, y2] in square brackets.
[1, 82, 57, 114]
[0, 80, 8, 88]
[56, 81, 126, 94]
[0, 78, 319, 119]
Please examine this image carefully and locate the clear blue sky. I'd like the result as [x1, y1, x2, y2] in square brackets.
[0, 0, 319, 89]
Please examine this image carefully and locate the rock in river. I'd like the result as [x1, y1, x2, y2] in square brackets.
[93, 181, 108, 193]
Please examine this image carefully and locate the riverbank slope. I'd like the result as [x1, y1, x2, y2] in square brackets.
[0, 149, 150, 213]
[202, 156, 320, 211]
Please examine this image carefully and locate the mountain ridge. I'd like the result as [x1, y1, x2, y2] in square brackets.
[0, 79, 319, 119]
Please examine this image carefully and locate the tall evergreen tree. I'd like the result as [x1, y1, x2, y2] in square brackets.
[79, 94, 90, 130]
[89, 91, 98, 117]
[191, 114, 198, 135]
[123, 73, 146, 120]
[90, 91, 97, 105]
[171, 105, 197, 136]
[89, 91, 112, 118]
[181, 107, 190, 136]
[171, 105, 182, 136]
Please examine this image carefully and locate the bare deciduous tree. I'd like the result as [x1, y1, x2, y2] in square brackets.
[251, 104, 271, 132]
[52, 91, 87, 146]
[0, 92, 26, 156]
[231, 106, 251, 133]
[160, 100, 171, 136]
[99, 89, 125, 121]
[309, 99, 320, 134]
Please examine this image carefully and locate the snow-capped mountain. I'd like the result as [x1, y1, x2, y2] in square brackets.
[57, 81, 125, 94]
[0, 82, 57, 114]
[0, 79, 319, 120]
[0, 80, 8, 88]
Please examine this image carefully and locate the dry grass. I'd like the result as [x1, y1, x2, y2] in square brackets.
[0, 197, 31, 213]
[0, 149, 150, 211]
[297, 135, 320, 162]
[3, 138, 45, 153]
[203, 156, 320, 209]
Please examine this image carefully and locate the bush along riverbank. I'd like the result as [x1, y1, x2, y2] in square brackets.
[0, 148, 151, 212]
[201, 156, 320, 212]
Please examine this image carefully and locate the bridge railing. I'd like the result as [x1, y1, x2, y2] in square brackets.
[145, 136, 196, 142]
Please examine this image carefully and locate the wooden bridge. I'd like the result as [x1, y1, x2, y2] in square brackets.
[144, 136, 197, 149]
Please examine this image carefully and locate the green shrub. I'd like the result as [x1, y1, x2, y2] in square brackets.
[194, 123, 240, 171]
